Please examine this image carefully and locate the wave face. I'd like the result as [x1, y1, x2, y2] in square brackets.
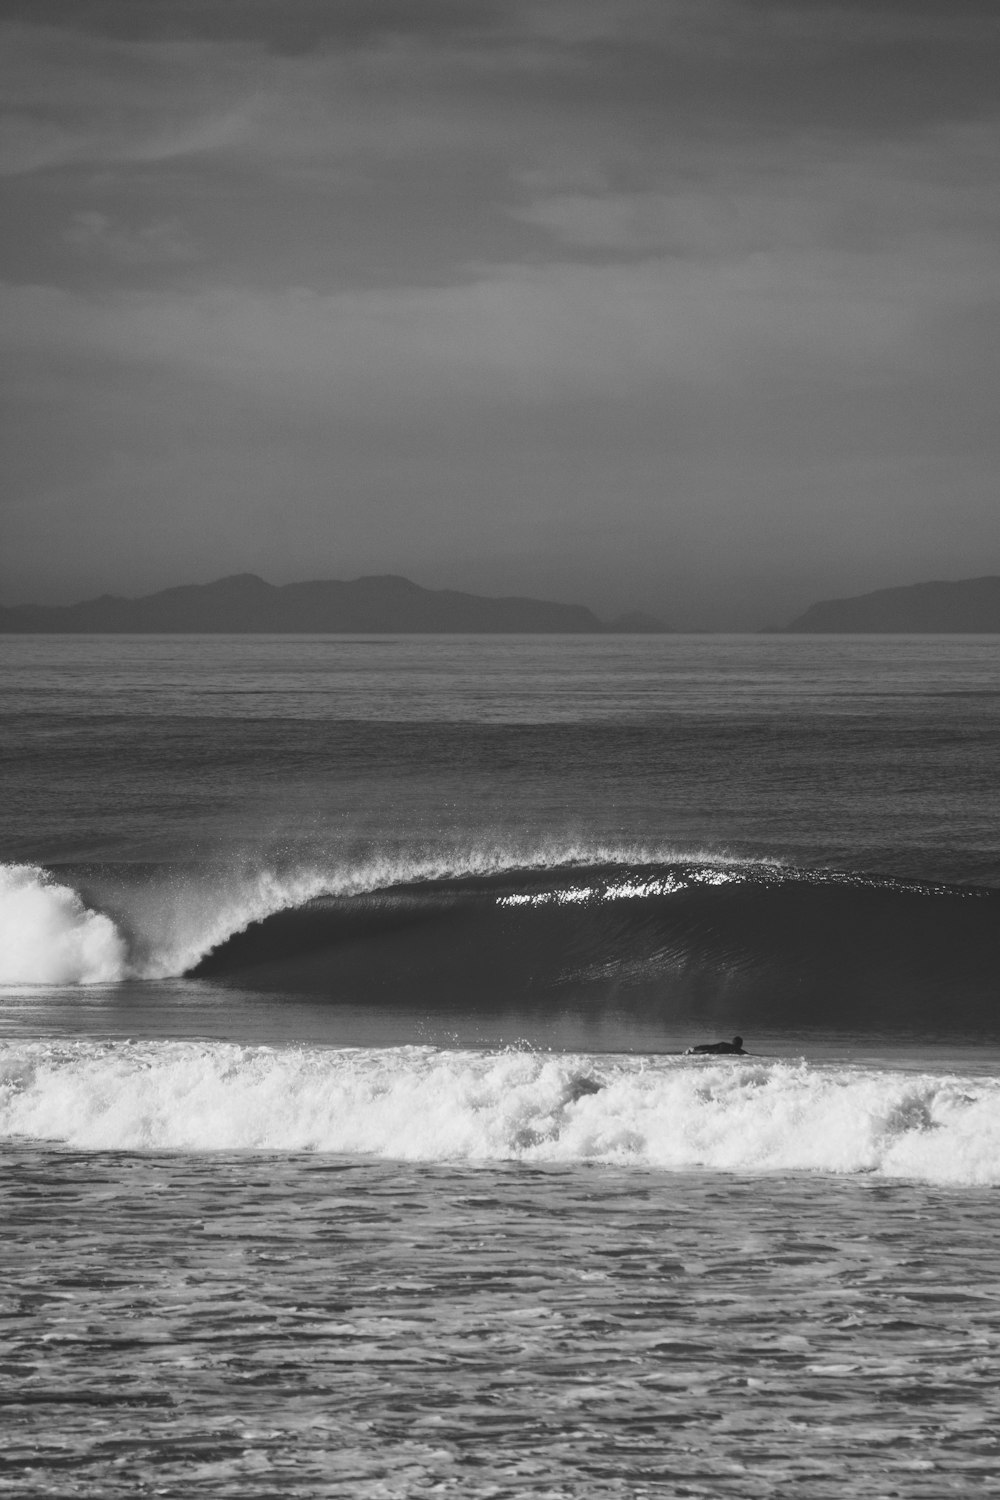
[2, 1041, 998, 1185]
[193, 860, 999, 1036]
[2, 855, 999, 1036]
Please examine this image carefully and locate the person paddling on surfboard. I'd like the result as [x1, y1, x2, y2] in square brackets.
[686, 1035, 746, 1055]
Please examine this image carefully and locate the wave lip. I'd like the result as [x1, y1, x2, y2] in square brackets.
[2, 1041, 998, 1186]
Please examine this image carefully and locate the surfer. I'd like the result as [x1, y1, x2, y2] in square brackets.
[686, 1035, 746, 1055]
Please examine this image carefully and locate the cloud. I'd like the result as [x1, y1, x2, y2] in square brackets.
[0, 25, 258, 175]
[0, 20, 573, 185]
[3, 0, 1000, 620]
[0, 0, 513, 52]
[514, 188, 829, 257]
[4, 1, 999, 185]
[3, 225, 996, 417]
[512, 121, 1000, 261]
[64, 211, 199, 264]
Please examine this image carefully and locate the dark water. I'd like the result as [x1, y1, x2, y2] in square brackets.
[4, 634, 999, 886]
[2, 634, 1000, 1495]
[181, 864, 1000, 1043]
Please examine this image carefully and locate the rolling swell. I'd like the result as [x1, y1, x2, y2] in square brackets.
[190, 862, 1000, 1038]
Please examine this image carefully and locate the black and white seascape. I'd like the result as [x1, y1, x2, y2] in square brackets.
[4, 636, 1000, 1496]
[4, 2, 1000, 1496]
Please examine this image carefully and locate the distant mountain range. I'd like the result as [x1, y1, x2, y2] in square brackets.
[783, 576, 1000, 633]
[7, 571, 997, 635]
[0, 573, 667, 634]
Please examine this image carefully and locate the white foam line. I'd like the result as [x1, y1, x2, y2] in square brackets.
[2, 1043, 998, 1186]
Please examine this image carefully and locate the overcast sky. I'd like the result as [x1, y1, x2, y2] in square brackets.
[1, 0, 998, 627]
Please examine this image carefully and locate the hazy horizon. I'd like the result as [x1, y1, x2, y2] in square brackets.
[6, 560, 1000, 636]
[2, 0, 999, 629]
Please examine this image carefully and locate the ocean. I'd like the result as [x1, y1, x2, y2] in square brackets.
[2, 632, 1000, 1497]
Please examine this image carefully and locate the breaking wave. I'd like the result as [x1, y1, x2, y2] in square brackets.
[1, 1040, 998, 1186]
[1, 850, 998, 1034]
[0, 846, 764, 987]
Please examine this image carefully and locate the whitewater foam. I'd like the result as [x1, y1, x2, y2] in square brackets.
[0, 866, 128, 985]
[2, 1041, 997, 1185]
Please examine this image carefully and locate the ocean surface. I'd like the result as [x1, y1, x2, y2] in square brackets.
[2, 632, 1000, 1497]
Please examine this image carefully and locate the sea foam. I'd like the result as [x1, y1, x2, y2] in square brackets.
[2, 1042, 998, 1186]
[0, 865, 127, 985]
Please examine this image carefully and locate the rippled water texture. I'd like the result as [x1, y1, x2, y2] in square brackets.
[4, 1150, 1000, 1498]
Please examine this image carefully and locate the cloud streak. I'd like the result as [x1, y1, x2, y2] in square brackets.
[4, 213, 996, 406]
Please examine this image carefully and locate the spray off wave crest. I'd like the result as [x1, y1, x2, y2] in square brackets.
[2, 1041, 999, 1187]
